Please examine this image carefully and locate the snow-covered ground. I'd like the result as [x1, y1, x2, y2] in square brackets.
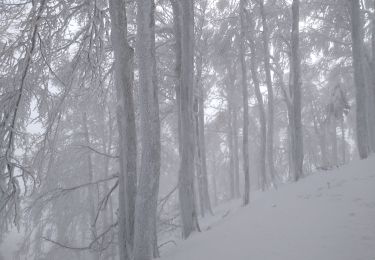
[160, 157, 375, 260]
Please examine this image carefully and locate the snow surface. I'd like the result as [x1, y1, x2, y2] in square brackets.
[160, 157, 375, 260]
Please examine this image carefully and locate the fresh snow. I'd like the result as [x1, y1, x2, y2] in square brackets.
[160, 157, 375, 260]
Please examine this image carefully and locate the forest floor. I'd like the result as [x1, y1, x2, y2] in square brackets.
[160, 157, 375, 260]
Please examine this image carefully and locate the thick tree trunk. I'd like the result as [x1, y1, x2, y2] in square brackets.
[350, 0, 370, 159]
[290, 0, 304, 181]
[108, 0, 137, 259]
[133, 1, 161, 260]
[178, 0, 200, 239]
[259, 0, 276, 187]
[240, 0, 250, 205]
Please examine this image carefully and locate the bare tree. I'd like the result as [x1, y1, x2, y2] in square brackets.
[290, 0, 304, 181]
[109, 0, 137, 258]
[240, 0, 250, 205]
[178, 0, 200, 238]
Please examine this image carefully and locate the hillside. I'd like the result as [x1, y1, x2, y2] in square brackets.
[160, 158, 375, 260]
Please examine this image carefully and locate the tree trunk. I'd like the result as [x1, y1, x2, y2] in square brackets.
[331, 119, 338, 166]
[290, 0, 304, 181]
[370, 0, 375, 153]
[171, 0, 182, 156]
[227, 97, 235, 199]
[248, 19, 267, 191]
[350, 0, 370, 159]
[232, 103, 240, 198]
[240, 0, 250, 205]
[82, 112, 99, 260]
[178, 0, 199, 239]
[259, 0, 276, 187]
[108, 0, 137, 259]
[133, 1, 161, 260]
[341, 117, 346, 164]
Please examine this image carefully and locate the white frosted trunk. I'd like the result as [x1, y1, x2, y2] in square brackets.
[133, 1, 161, 260]
[109, 0, 137, 258]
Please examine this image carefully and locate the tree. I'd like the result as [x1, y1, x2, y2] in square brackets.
[349, 0, 370, 159]
[290, 0, 304, 181]
[178, 0, 200, 239]
[247, 7, 267, 191]
[109, 0, 137, 258]
[240, 0, 250, 205]
[259, 0, 276, 187]
[133, 0, 161, 259]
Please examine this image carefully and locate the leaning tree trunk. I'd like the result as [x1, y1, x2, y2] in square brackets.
[178, 0, 200, 239]
[350, 0, 370, 159]
[259, 0, 276, 187]
[109, 0, 137, 259]
[240, 0, 250, 205]
[290, 0, 304, 181]
[133, 1, 161, 260]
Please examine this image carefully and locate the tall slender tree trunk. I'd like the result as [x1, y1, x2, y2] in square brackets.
[240, 0, 250, 205]
[232, 103, 240, 198]
[370, 0, 375, 153]
[194, 52, 212, 216]
[198, 86, 213, 213]
[194, 94, 205, 216]
[248, 21, 267, 191]
[259, 0, 276, 187]
[350, 0, 370, 159]
[133, 1, 161, 260]
[331, 119, 338, 166]
[109, 1, 137, 259]
[178, 0, 200, 239]
[82, 112, 99, 260]
[227, 97, 235, 199]
[290, 0, 304, 181]
[171, 0, 182, 155]
[341, 117, 346, 164]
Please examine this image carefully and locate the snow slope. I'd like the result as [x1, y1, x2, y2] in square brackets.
[161, 157, 375, 260]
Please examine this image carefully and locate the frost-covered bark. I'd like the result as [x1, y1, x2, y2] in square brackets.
[259, 0, 276, 187]
[82, 112, 99, 260]
[290, 0, 304, 181]
[133, 1, 161, 259]
[109, 0, 137, 259]
[240, 0, 250, 205]
[349, 0, 370, 159]
[248, 18, 267, 191]
[178, 0, 200, 238]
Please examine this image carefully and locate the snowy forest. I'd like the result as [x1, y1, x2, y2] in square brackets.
[1, 0, 375, 259]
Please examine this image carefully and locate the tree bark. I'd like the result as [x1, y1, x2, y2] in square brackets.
[290, 0, 304, 181]
[133, 1, 161, 260]
[82, 112, 99, 260]
[178, 0, 200, 239]
[248, 18, 267, 191]
[350, 0, 370, 159]
[240, 0, 250, 205]
[108, 0, 137, 259]
[259, 0, 276, 187]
